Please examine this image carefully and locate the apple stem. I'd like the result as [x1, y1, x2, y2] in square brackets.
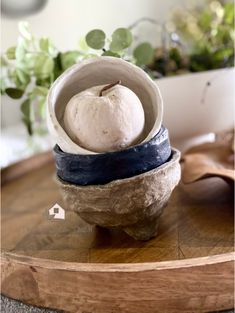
[99, 80, 121, 97]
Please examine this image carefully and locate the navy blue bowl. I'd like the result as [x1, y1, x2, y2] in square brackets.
[54, 126, 171, 186]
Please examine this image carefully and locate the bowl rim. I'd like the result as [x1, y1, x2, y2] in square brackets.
[53, 126, 168, 158]
[47, 56, 163, 155]
[57, 148, 180, 188]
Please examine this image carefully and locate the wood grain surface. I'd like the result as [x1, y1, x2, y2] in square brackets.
[1, 152, 234, 313]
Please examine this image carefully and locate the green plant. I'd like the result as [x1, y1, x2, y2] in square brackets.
[84, 27, 155, 64]
[1, 22, 58, 134]
[171, 0, 234, 72]
[137, 0, 234, 76]
[1, 22, 155, 135]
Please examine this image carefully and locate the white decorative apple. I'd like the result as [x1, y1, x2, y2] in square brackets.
[63, 81, 145, 153]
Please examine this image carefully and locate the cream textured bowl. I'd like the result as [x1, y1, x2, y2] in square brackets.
[47, 56, 163, 155]
[57, 148, 181, 240]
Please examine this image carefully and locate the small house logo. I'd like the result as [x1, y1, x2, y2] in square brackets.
[48, 203, 65, 220]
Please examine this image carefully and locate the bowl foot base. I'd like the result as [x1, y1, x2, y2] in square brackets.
[123, 213, 163, 241]
[78, 207, 165, 241]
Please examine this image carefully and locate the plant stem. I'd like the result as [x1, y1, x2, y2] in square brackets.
[99, 80, 121, 96]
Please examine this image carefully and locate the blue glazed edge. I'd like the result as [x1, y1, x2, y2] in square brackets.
[54, 126, 171, 186]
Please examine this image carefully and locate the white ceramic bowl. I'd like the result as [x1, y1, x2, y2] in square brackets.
[47, 57, 163, 154]
[157, 67, 235, 148]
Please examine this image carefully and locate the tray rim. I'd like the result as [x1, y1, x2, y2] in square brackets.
[1, 251, 234, 272]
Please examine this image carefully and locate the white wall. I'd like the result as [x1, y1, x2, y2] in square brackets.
[2, 0, 182, 51]
[1, 0, 184, 127]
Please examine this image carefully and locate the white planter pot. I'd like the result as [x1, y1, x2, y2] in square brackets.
[156, 68, 235, 149]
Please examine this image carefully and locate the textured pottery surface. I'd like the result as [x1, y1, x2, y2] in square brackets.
[57, 148, 181, 240]
[47, 56, 163, 155]
[54, 126, 171, 185]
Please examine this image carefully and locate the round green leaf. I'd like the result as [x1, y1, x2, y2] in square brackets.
[28, 86, 48, 103]
[32, 86, 48, 97]
[22, 117, 32, 135]
[40, 38, 57, 57]
[60, 51, 80, 70]
[15, 39, 33, 70]
[5, 88, 24, 99]
[110, 28, 133, 52]
[198, 12, 212, 30]
[21, 98, 32, 135]
[1, 56, 7, 66]
[102, 50, 120, 57]
[213, 48, 233, 63]
[6, 47, 16, 60]
[224, 3, 234, 25]
[35, 77, 51, 88]
[0, 78, 6, 93]
[18, 21, 32, 40]
[134, 42, 155, 65]
[82, 53, 99, 60]
[34, 55, 54, 79]
[15, 42, 26, 62]
[39, 98, 46, 119]
[21, 98, 30, 117]
[85, 29, 106, 49]
[79, 37, 89, 52]
[16, 69, 30, 87]
[39, 38, 50, 52]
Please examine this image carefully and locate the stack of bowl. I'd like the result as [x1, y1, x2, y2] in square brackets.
[47, 57, 181, 240]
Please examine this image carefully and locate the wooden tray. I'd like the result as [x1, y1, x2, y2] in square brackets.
[1, 152, 234, 313]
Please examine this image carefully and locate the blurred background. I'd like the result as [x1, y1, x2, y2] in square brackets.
[1, 0, 234, 166]
[1, 0, 183, 127]
[2, 0, 182, 52]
